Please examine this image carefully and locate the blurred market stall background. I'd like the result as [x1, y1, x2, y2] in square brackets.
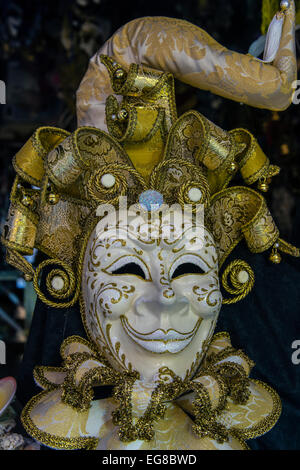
[0, 0, 299, 378]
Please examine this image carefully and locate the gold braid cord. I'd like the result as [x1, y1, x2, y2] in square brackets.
[221, 260, 255, 305]
[21, 333, 281, 450]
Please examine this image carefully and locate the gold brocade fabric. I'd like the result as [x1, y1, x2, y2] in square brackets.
[206, 186, 280, 268]
[13, 127, 70, 186]
[2, 106, 299, 288]
[20, 332, 281, 451]
[2, 10, 299, 300]
[2, 104, 299, 307]
[77, 3, 296, 130]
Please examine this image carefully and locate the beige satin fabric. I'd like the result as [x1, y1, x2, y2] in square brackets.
[77, 2, 296, 130]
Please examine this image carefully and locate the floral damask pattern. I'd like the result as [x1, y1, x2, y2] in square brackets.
[206, 188, 278, 266]
[77, 4, 297, 129]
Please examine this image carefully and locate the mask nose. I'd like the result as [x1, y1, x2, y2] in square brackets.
[151, 263, 178, 307]
[157, 284, 176, 306]
[134, 278, 189, 323]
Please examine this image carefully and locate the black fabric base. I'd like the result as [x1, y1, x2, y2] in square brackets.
[216, 242, 300, 450]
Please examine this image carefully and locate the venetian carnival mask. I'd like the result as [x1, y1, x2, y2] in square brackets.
[82, 216, 222, 381]
[2, 1, 300, 450]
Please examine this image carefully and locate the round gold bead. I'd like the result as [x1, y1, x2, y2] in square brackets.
[228, 162, 238, 174]
[258, 181, 269, 192]
[114, 68, 125, 79]
[24, 274, 33, 282]
[269, 251, 282, 264]
[48, 193, 60, 205]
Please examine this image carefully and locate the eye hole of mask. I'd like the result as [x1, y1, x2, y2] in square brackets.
[111, 262, 147, 280]
[171, 263, 205, 279]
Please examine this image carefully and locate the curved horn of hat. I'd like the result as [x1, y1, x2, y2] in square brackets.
[77, 1, 296, 131]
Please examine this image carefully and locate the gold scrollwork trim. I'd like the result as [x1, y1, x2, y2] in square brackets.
[60, 335, 100, 361]
[33, 366, 64, 391]
[20, 390, 97, 450]
[33, 259, 78, 308]
[221, 260, 255, 305]
[230, 379, 282, 440]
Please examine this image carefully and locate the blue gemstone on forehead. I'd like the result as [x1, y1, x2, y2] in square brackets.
[139, 190, 164, 211]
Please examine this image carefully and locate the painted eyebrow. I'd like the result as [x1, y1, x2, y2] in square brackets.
[168, 253, 213, 278]
[100, 254, 151, 280]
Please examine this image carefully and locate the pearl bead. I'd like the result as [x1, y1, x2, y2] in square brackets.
[188, 188, 202, 203]
[101, 173, 116, 188]
[237, 270, 249, 284]
[280, 0, 290, 11]
[51, 275, 65, 291]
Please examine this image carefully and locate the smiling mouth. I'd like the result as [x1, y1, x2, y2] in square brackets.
[120, 316, 202, 354]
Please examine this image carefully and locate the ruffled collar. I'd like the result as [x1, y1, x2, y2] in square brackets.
[21, 332, 281, 450]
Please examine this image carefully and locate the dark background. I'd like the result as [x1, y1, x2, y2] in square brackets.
[0, 0, 299, 450]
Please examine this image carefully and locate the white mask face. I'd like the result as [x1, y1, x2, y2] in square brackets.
[81, 217, 222, 382]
